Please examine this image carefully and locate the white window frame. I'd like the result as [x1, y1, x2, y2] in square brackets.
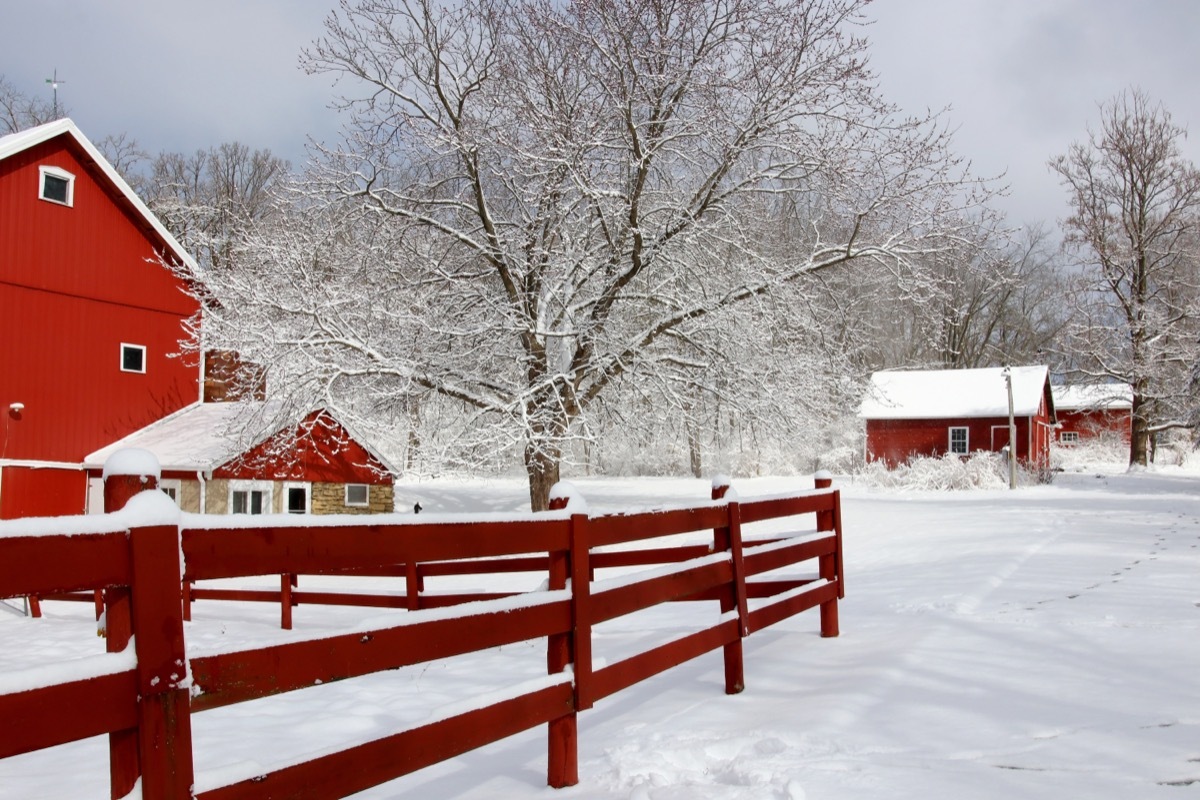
[1059, 431, 1080, 444]
[120, 343, 147, 374]
[283, 481, 310, 514]
[159, 478, 182, 507]
[229, 480, 273, 515]
[949, 426, 969, 455]
[38, 165, 75, 206]
[345, 483, 370, 508]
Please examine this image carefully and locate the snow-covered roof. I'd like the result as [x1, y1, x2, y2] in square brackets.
[0, 118, 198, 273]
[860, 366, 1051, 420]
[1052, 383, 1133, 411]
[83, 402, 399, 476]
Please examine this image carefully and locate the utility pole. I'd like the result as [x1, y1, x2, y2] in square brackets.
[1003, 366, 1017, 490]
[45, 69, 65, 118]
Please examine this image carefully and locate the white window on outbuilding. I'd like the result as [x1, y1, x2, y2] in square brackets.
[284, 482, 310, 514]
[159, 478, 182, 506]
[230, 480, 272, 515]
[120, 343, 146, 373]
[949, 426, 969, 455]
[345, 483, 369, 508]
[39, 165, 75, 206]
[1059, 431, 1080, 444]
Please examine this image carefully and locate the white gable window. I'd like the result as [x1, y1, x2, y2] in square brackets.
[949, 426, 969, 455]
[345, 483, 369, 508]
[120, 343, 146, 373]
[39, 165, 75, 206]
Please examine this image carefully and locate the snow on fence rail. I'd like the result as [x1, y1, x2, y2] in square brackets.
[0, 474, 844, 800]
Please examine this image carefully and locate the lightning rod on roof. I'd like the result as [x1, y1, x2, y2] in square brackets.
[45, 69, 65, 118]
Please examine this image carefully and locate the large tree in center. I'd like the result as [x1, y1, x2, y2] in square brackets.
[286, 0, 986, 509]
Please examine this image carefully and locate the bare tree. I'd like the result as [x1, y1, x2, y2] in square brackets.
[1051, 89, 1200, 466]
[0, 74, 61, 134]
[142, 143, 290, 272]
[271, 0, 992, 509]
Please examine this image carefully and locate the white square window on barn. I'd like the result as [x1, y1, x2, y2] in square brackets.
[120, 343, 146, 373]
[1059, 431, 1080, 444]
[232, 489, 266, 514]
[345, 483, 369, 507]
[38, 165, 74, 206]
[949, 426, 969, 455]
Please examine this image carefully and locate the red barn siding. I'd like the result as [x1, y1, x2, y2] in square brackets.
[213, 412, 392, 485]
[0, 127, 201, 518]
[0, 466, 86, 520]
[1057, 409, 1131, 442]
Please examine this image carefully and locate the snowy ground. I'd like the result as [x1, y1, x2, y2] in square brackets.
[2, 467, 1199, 798]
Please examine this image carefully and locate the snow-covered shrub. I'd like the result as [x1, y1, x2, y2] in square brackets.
[854, 452, 1042, 491]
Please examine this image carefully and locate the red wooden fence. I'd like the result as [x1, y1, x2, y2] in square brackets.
[0, 477, 843, 799]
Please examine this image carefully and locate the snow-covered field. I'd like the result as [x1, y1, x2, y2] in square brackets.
[2, 467, 1199, 798]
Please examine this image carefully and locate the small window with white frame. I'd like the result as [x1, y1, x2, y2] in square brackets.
[120, 343, 146, 373]
[345, 483, 369, 508]
[949, 426, 969, 455]
[1059, 431, 1080, 444]
[39, 165, 75, 206]
[159, 478, 182, 507]
[230, 481, 272, 515]
[284, 482, 310, 514]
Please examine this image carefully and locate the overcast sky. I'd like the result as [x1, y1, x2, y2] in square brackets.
[5, 1, 1200, 231]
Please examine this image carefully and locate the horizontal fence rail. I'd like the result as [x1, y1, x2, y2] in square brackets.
[0, 476, 844, 799]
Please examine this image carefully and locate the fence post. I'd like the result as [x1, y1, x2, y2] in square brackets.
[405, 562, 421, 611]
[103, 449, 160, 799]
[814, 471, 840, 638]
[129, 524, 195, 798]
[712, 477, 747, 695]
[281, 574, 294, 630]
[546, 488, 581, 788]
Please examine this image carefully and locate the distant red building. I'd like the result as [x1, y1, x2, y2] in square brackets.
[0, 119, 200, 518]
[860, 366, 1057, 471]
[1052, 384, 1132, 444]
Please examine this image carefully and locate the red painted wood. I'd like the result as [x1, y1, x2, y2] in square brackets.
[0, 532, 130, 597]
[568, 513, 592, 712]
[182, 519, 570, 580]
[190, 600, 571, 711]
[746, 581, 838, 635]
[589, 560, 732, 625]
[587, 505, 727, 547]
[0, 129, 200, 519]
[0, 671, 137, 758]
[590, 620, 739, 703]
[742, 536, 836, 577]
[195, 683, 574, 800]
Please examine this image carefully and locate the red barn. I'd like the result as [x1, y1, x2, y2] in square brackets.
[861, 366, 1057, 471]
[84, 403, 397, 515]
[1052, 384, 1132, 444]
[0, 119, 200, 518]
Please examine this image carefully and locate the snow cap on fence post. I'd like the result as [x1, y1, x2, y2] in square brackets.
[711, 474, 737, 501]
[548, 481, 587, 513]
[814, 470, 833, 490]
[103, 447, 161, 513]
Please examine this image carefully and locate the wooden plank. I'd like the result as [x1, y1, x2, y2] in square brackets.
[590, 620, 739, 703]
[190, 599, 571, 711]
[0, 671, 137, 758]
[588, 505, 727, 547]
[195, 683, 574, 800]
[590, 544, 713, 569]
[182, 519, 570, 581]
[738, 492, 833, 524]
[589, 560, 731, 625]
[746, 581, 838, 634]
[0, 532, 130, 598]
[742, 536, 836, 577]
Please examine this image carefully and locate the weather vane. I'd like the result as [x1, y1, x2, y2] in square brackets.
[45, 69, 65, 118]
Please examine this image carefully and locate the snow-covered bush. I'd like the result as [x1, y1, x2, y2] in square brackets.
[854, 452, 1043, 491]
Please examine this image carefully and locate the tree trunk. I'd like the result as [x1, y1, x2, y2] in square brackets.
[1129, 390, 1150, 467]
[524, 442, 561, 512]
